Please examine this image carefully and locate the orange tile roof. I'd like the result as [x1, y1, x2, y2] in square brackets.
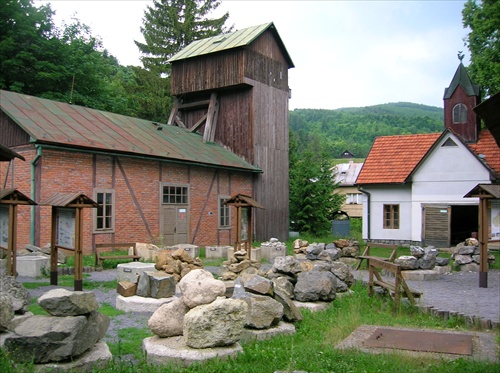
[468, 130, 500, 175]
[356, 133, 441, 184]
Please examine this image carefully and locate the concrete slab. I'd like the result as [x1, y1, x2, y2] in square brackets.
[205, 246, 230, 260]
[402, 269, 441, 281]
[143, 335, 242, 367]
[116, 294, 176, 313]
[16, 256, 49, 277]
[433, 265, 451, 275]
[458, 263, 480, 272]
[116, 262, 156, 283]
[293, 300, 331, 312]
[260, 245, 286, 261]
[335, 325, 498, 362]
[241, 321, 296, 342]
[32, 342, 112, 373]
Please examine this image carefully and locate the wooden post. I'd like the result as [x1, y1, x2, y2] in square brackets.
[394, 268, 401, 310]
[7, 204, 17, 276]
[74, 207, 83, 291]
[50, 206, 58, 285]
[247, 208, 252, 261]
[479, 197, 488, 288]
[368, 262, 374, 297]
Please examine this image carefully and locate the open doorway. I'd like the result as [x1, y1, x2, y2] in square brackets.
[450, 205, 478, 245]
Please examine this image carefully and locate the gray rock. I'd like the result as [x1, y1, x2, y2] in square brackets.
[137, 270, 175, 298]
[242, 274, 274, 296]
[455, 254, 473, 265]
[410, 245, 425, 258]
[395, 256, 419, 270]
[417, 254, 436, 270]
[184, 298, 247, 349]
[435, 257, 450, 266]
[317, 248, 340, 261]
[330, 261, 351, 282]
[458, 246, 475, 255]
[148, 297, 188, 337]
[341, 245, 359, 258]
[38, 289, 98, 316]
[273, 290, 303, 322]
[243, 294, 283, 329]
[4, 311, 109, 363]
[294, 271, 337, 302]
[271, 277, 294, 299]
[424, 246, 438, 257]
[179, 269, 226, 309]
[325, 243, 337, 250]
[0, 294, 14, 331]
[272, 256, 302, 275]
[465, 238, 479, 247]
[313, 261, 332, 272]
[0, 274, 30, 313]
[336, 280, 349, 293]
[306, 243, 323, 260]
[472, 255, 481, 264]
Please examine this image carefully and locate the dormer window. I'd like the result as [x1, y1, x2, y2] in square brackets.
[452, 103, 467, 123]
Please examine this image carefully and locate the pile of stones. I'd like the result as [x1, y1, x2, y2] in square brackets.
[394, 246, 449, 270]
[220, 249, 265, 281]
[293, 239, 360, 259]
[2, 287, 110, 369]
[154, 247, 203, 281]
[0, 273, 31, 332]
[267, 255, 354, 301]
[451, 237, 496, 270]
[144, 268, 301, 365]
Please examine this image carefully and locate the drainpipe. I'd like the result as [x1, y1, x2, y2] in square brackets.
[31, 145, 42, 245]
[357, 186, 371, 240]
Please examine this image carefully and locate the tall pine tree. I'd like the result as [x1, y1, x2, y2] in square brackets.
[135, 0, 232, 76]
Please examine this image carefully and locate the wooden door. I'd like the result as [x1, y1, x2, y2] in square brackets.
[162, 206, 189, 245]
[422, 205, 450, 247]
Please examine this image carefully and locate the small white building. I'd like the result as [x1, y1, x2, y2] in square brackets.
[356, 64, 500, 247]
[332, 161, 363, 218]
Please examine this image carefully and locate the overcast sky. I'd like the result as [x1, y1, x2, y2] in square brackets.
[36, 0, 470, 110]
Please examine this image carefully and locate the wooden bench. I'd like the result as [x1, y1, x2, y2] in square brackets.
[94, 242, 141, 269]
[368, 258, 422, 311]
[355, 243, 398, 270]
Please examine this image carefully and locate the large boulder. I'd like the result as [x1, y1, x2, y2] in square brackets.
[272, 277, 294, 299]
[417, 254, 436, 270]
[410, 245, 425, 258]
[38, 289, 98, 316]
[4, 311, 109, 363]
[179, 269, 226, 309]
[305, 243, 323, 260]
[458, 246, 475, 255]
[294, 271, 337, 302]
[455, 254, 473, 265]
[395, 256, 419, 270]
[148, 298, 189, 337]
[330, 261, 353, 285]
[242, 274, 274, 296]
[0, 274, 30, 313]
[241, 294, 284, 330]
[183, 298, 247, 349]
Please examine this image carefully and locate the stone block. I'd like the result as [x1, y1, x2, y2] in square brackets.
[205, 246, 230, 260]
[250, 247, 261, 262]
[260, 244, 286, 261]
[167, 244, 199, 259]
[144, 335, 242, 367]
[115, 295, 175, 313]
[401, 269, 440, 281]
[117, 262, 156, 283]
[117, 281, 137, 297]
[293, 300, 331, 312]
[16, 256, 49, 277]
[433, 265, 451, 274]
[459, 263, 480, 272]
[241, 321, 296, 342]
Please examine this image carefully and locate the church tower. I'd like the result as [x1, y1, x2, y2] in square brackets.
[443, 63, 481, 142]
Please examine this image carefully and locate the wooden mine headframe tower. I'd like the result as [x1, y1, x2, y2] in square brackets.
[167, 23, 294, 241]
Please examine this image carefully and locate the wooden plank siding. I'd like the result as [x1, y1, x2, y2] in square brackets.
[0, 112, 30, 147]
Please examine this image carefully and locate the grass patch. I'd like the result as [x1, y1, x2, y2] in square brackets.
[107, 327, 153, 360]
[99, 302, 125, 317]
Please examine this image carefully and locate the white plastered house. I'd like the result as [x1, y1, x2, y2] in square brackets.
[356, 64, 500, 248]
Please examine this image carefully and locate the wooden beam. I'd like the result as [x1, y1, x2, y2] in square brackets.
[189, 113, 208, 133]
[203, 93, 219, 143]
[167, 98, 180, 126]
[178, 100, 211, 110]
[174, 116, 187, 129]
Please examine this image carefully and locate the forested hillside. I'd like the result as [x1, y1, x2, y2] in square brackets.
[289, 102, 444, 159]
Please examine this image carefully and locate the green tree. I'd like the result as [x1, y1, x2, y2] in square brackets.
[462, 0, 500, 97]
[135, 0, 232, 76]
[289, 135, 344, 235]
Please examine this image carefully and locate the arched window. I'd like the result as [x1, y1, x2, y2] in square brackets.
[452, 103, 467, 123]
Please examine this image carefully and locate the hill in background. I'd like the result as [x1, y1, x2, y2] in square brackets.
[290, 102, 444, 159]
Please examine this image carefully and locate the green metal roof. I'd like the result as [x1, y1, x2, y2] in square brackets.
[168, 22, 294, 67]
[444, 63, 480, 99]
[0, 90, 261, 173]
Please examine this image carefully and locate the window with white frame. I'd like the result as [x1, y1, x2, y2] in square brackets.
[219, 196, 230, 228]
[346, 193, 361, 204]
[94, 189, 115, 232]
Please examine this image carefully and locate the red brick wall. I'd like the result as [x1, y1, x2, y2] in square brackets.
[2, 146, 254, 254]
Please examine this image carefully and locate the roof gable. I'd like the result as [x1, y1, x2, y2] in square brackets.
[356, 133, 441, 185]
[0, 90, 260, 172]
[168, 22, 294, 67]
